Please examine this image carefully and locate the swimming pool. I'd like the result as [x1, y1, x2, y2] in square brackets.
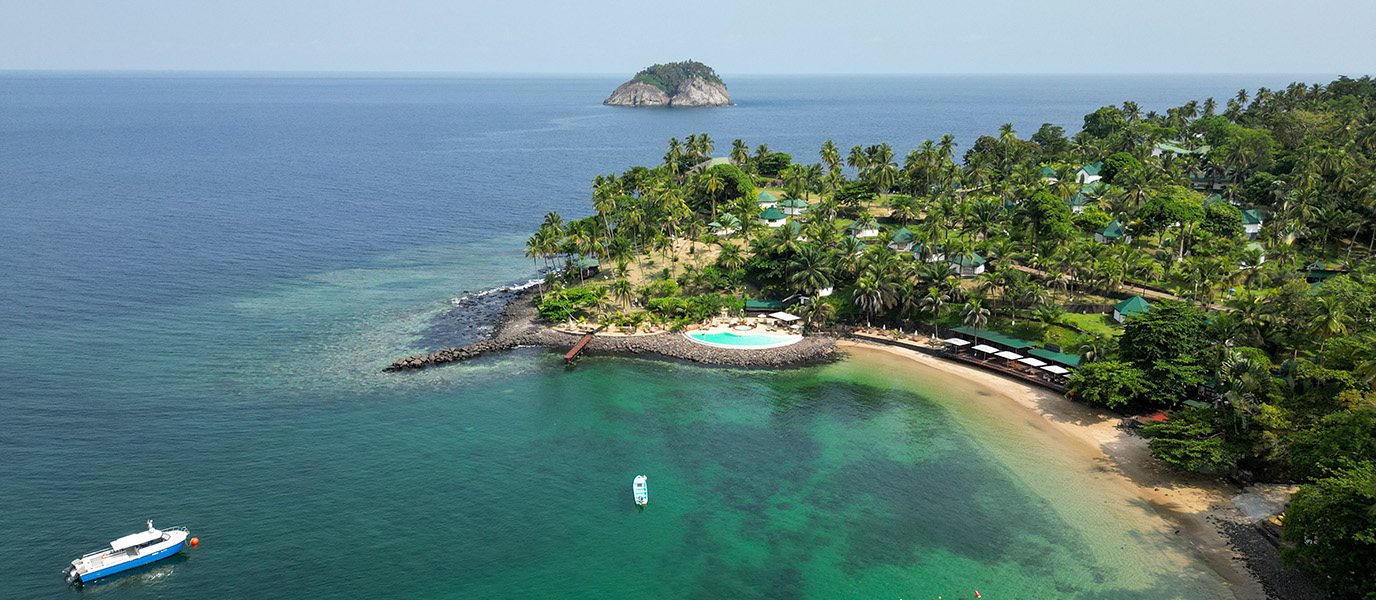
[685, 330, 804, 349]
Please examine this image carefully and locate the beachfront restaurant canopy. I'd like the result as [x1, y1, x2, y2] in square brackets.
[1027, 348, 1081, 368]
[995, 351, 1023, 361]
[950, 326, 1037, 350]
[768, 311, 800, 322]
[745, 299, 784, 313]
[943, 338, 971, 347]
[1018, 357, 1048, 367]
[971, 344, 999, 354]
[1042, 365, 1071, 375]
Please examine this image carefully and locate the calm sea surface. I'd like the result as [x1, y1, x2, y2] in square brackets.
[1, 74, 1316, 599]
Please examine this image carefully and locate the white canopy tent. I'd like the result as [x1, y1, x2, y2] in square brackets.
[943, 338, 971, 347]
[768, 312, 800, 322]
[1042, 365, 1071, 375]
[971, 344, 999, 354]
[1018, 357, 1049, 367]
[995, 351, 1023, 360]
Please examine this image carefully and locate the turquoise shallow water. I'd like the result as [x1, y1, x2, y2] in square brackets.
[0, 74, 1278, 599]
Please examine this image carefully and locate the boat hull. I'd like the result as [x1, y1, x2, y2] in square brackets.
[78, 540, 185, 583]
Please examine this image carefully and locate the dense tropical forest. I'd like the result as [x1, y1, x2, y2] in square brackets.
[628, 60, 724, 94]
[526, 76, 1376, 597]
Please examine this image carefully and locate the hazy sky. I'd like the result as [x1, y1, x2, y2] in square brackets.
[2, 0, 1372, 74]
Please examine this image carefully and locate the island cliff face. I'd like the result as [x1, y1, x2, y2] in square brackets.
[603, 61, 732, 108]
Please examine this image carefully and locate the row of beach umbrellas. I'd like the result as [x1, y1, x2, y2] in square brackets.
[942, 338, 1071, 376]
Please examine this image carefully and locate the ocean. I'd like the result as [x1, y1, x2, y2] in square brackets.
[0, 73, 1316, 599]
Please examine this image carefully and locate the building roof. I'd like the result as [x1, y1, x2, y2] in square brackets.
[913, 243, 943, 255]
[779, 198, 809, 208]
[1081, 180, 1108, 194]
[1241, 209, 1263, 225]
[1078, 161, 1103, 176]
[759, 206, 786, 220]
[1155, 142, 1208, 155]
[1098, 219, 1125, 238]
[1027, 347, 1082, 367]
[1112, 295, 1152, 316]
[1204, 194, 1225, 205]
[845, 219, 877, 231]
[745, 299, 784, 310]
[949, 252, 985, 267]
[889, 227, 914, 244]
[1039, 165, 1057, 177]
[575, 257, 600, 269]
[1069, 192, 1093, 207]
[950, 326, 1037, 349]
[757, 191, 778, 204]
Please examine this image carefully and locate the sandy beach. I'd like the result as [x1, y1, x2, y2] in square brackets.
[839, 339, 1270, 600]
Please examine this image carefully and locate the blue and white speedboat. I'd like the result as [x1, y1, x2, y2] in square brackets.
[633, 475, 648, 505]
[64, 520, 190, 585]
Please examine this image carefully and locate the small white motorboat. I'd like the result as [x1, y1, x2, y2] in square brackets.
[64, 520, 190, 585]
[633, 475, 648, 505]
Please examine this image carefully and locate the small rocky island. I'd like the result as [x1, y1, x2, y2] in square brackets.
[604, 60, 732, 108]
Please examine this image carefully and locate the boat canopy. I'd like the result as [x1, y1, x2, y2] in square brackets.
[110, 529, 162, 551]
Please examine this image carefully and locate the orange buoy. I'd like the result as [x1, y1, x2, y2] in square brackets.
[189, 537, 199, 547]
[974, 591, 981, 598]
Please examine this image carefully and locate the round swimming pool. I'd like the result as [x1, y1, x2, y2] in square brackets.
[685, 330, 804, 349]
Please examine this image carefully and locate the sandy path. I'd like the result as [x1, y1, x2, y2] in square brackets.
[839, 340, 1267, 600]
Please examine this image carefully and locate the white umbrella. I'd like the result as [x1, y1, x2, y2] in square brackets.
[995, 351, 1023, 360]
[972, 344, 999, 354]
[943, 338, 971, 346]
[1019, 357, 1048, 367]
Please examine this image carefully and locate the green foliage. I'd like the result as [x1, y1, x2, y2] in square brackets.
[1068, 360, 1148, 409]
[755, 152, 793, 177]
[1073, 207, 1112, 234]
[630, 60, 723, 94]
[1140, 408, 1244, 472]
[1281, 464, 1376, 599]
[1119, 301, 1210, 406]
[536, 287, 600, 322]
[1031, 123, 1069, 157]
[832, 181, 877, 214]
[1136, 191, 1204, 233]
[1082, 106, 1128, 139]
[1099, 152, 1141, 184]
[1200, 201, 1244, 237]
[642, 279, 680, 300]
[1287, 409, 1376, 480]
[1240, 172, 1281, 206]
[1018, 190, 1074, 245]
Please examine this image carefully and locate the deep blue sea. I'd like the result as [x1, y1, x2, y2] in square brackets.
[1, 74, 1320, 599]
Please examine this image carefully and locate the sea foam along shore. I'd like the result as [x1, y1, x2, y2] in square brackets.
[838, 340, 1319, 600]
[386, 287, 840, 371]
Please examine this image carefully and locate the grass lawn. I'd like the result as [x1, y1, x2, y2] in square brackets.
[1060, 312, 1120, 337]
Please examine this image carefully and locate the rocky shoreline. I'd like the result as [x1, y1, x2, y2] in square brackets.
[385, 288, 839, 372]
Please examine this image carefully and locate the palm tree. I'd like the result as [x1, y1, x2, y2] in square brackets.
[800, 300, 837, 331]
[961, 298, 990, 346]
[716, 242, 746, 271]
[789, 245, 835, 295]
[847, 145, 868, 178]
[852, 274, 889, 326]
[820, 140, 840, 171]
[1310, 296, 1352, 359]
[918, 287, 949, 338]
[611, 277, 634, 309]
[730, 139, 750, 168]
[869, 143, 899, 193]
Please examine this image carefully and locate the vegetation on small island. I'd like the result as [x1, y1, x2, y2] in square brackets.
[629, 60, 724, 94]
[527, 76, 1376, 597]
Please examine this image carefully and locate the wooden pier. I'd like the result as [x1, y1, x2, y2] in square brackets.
[563, 326, 606, 362]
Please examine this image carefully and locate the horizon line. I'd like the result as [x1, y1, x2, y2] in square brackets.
[0, 69, 1350, 79]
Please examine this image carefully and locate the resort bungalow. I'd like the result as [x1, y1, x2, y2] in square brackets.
[1189, 169, 1232, 192]
[786, 220, 809, 242]
[574, 257, 601, 278]
[1095, 219, 1128, 244]
[1039, 165, 1058, 182]
[1242, 209, 1264, 240]
[948, 252, 986, 277]
[1112, 295, 1152, 323]
[756, 191, 779, 208]
[913, 243, 945, 263]
[887, 227, 915, 252]
[846, 218, 879, 239]
[1152, 142, 1209, 157]
[759, 206, 787, 228]
[1068, 192, 1093, 214]
[779, 197, 809, 216]
[1076, 162, 1103, 184]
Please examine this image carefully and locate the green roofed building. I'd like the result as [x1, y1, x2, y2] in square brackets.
[1241, 209, 1264, 240]
[745, 299, 784, 312]
[948, 252, 985, 277]
[1095, 219, 1127, 244]
[779, 197, 809, 216]
[951, 326, 1037, 349]
[1077, 161, 1103, 183]
[1039, 165, 1058, 179]
[756, 191, 779, 207]
[1027, 347, 1082, 368]
[888, 227, 915, 251]
[1112, 295, 1152, 323]
[759, 206, 787, 227]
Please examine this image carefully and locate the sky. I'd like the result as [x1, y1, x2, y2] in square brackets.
[2, 0, 1373, 75]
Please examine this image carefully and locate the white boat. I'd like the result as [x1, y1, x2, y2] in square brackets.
[64, 520, 190, 584]
[633, 475, 648, 505]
